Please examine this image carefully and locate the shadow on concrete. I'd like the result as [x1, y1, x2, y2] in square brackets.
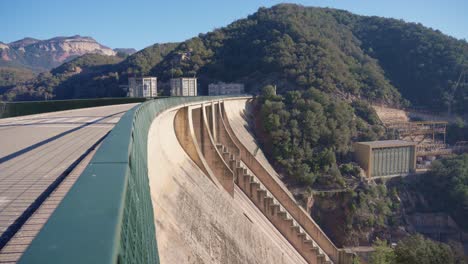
[0, 110, 126, 164]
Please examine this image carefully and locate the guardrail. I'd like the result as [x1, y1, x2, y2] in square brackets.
[0, 97, 149, 119]
[18, 96, 233, 264]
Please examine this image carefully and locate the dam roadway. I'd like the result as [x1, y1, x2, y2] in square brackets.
[0, 103, 137, 263]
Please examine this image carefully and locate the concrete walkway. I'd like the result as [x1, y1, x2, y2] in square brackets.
[0, 103, 136, 263]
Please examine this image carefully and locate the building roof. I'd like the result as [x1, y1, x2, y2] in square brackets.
[170, 77, 197, 80]
[128, 76, 157, 80]
[355, 140, 416, 148]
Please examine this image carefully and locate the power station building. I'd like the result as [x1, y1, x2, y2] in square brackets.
[208, 82, 245, 96]
[170, 77, 197, 96]
[354, 140, 417, 179]
[128, 77, 157, 97]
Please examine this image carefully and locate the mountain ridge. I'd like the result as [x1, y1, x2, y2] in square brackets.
[0, 35, 130, 72]
[2, 4, 467, 114]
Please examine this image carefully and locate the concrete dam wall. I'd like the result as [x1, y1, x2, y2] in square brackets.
[147, 98, 354, 264]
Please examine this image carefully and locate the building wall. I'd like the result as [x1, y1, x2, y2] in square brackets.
[128, 78, 138, 97]
[142, 78, 157, 97]
[170, 78, 197, 96]
[128, 77, 157, 97]
[353, 143, 371, 177]
[354, 142, 416, 178]
[208, 82, 244, 96]
[371, 146, 415, 177]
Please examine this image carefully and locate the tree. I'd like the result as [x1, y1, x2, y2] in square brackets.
[369, 238, 396, 264]
[394, 235, 455, 264]
[257, 87, 376, 186]
[369, 235, 456, 264]
[423, 154, 468, 230]
[260, 85, 277, 101]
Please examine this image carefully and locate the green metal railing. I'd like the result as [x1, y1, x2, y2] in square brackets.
[18, 96, 232, 264]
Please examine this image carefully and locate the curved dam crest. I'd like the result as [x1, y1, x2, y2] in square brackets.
[147, 98, 354, 264]
[148, 104, 307, 264]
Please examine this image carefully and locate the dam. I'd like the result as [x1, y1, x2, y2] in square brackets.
[9, 97, 354, 264]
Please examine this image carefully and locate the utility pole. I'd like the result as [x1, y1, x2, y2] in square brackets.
[447, 69, 466, 115]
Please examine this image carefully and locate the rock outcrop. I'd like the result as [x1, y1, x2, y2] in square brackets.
[0, 35, 117, 71]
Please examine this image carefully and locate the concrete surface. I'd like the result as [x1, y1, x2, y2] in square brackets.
[148, 107, 307, 264]
[0, 103, 136, 261]
[0, 143, 101, 263]
[222, 99, 296, 200]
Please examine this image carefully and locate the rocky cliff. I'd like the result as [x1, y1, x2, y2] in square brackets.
[0, 35, 116, 71]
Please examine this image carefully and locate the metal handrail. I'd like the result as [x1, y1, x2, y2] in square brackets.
[18, 96, 238, 264]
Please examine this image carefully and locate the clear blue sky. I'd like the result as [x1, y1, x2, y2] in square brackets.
[1, 0, 467, 50]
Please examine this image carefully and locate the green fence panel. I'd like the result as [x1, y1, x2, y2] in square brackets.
[18, 96, 238, 264]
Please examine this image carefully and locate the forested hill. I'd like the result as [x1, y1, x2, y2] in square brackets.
[327, 9, 468, 113]
[151, 4, 467, 112]
[152, 4, 403, 105]
[3, 4, 467, 114]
